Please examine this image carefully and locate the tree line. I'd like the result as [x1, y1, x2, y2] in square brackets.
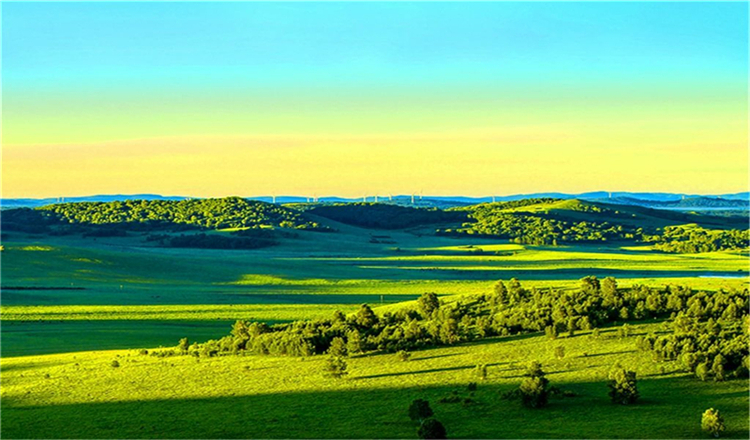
[159, 276, 747, 383]
[1, 197, 330, 233]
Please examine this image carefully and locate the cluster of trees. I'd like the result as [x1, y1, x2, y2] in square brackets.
[635, 288, 749, 380]
[2, 197, 330, 233]
[439, 202, 645, 245]
[168, 276, 748, 385]
[305, 203, 465, 230]
[653, 225, 749, 253]
[438, 200, 749, 252]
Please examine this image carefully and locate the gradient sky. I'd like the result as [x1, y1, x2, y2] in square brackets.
[2, 2, 748, 198]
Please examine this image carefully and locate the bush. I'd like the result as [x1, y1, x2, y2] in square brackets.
[408, 399, 434, 423]
[346, 330, 363, 355]
[328, 337, 347, 357]
[110, 360, 120, 368]
[520, 376, 550, 408]
[417, 418, 447, 439]
[324, 356, 348, 379]
[712, 355, 726, 382]
[417, 292, 440, 317]
[178, 337, 189, 353]
[397, 350, 411, 362]
[701, 408, 725, 438]
[608, 368, 639, 404]
[696, 362, 711, 381]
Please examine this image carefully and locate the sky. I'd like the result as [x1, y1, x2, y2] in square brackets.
[2, 1, 748, 198]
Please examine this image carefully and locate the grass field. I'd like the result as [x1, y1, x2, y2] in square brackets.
[2, 229, 747, 358]
[1, 322, 747, 438]
[1, 224, 748, 438]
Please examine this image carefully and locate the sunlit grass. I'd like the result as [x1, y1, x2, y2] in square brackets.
[1, 321, 747, 438]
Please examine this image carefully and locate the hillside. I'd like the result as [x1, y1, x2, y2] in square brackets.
[298, 202, 467, 229]
[442, 199, 749, 250]
[0, 197, 331, 234]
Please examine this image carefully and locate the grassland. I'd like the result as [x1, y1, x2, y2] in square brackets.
[2, 208, 748, 439]
[1, 322, 747, 439]
[2, 227, 747, 357]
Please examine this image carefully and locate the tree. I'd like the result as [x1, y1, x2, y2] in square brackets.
[355, 304, 378, 329]
[545, 325, 558, 340]
[418, 418, 447, 439]
[328, 337, 347, 357]
[417, 292, 440, 317]
[567, 317, 577, 337]
[580, 276, 601, 292]
[520, 376, 550, 408]
[696, 362, 711, 381]
[519, 361, 550, 408]
[525, 361, 544, 378]
[701, 408, 725, 438]
[408, 399, 434, 423]
[608, 368, 639, 404]
[324, 356, 348, 378]
[346, 330, 363, 354]
[492, 280, 507, 305]
[332, 310, 346, 324]
[712, 355, 726, 382]
[178, 337, 190, 353]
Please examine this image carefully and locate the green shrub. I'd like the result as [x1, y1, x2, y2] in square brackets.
[701, 408, 725, 438]
[608, 368, 639, 404]
[324, 356, 347, 379]
[328, 337, 347, 357]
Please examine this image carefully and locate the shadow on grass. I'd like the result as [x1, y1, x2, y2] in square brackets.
[1, 376, 748, 439]
[355, 361, 510, 380]
[579, 350, 636, 359]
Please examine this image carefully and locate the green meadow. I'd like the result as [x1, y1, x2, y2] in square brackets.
[1, 207, 748, 438]
[1, 323, 748, 439]
[1, 227, 747, 357]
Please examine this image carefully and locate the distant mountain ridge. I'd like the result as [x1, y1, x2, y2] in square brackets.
[2, 191, 748, 210]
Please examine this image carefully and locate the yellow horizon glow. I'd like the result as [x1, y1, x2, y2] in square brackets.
[3, 125, 747, 198]
[3, 83, 747, 198]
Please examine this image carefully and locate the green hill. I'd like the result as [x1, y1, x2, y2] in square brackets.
[442, 199, 749, 250]
[1, 197, 331, 234]
[302, 202, 467, 230]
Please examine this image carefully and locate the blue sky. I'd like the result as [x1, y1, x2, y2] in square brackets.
[2, 1, 748, 197]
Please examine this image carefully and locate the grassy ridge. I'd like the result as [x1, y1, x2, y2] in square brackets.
[2, 322, 747, 438]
